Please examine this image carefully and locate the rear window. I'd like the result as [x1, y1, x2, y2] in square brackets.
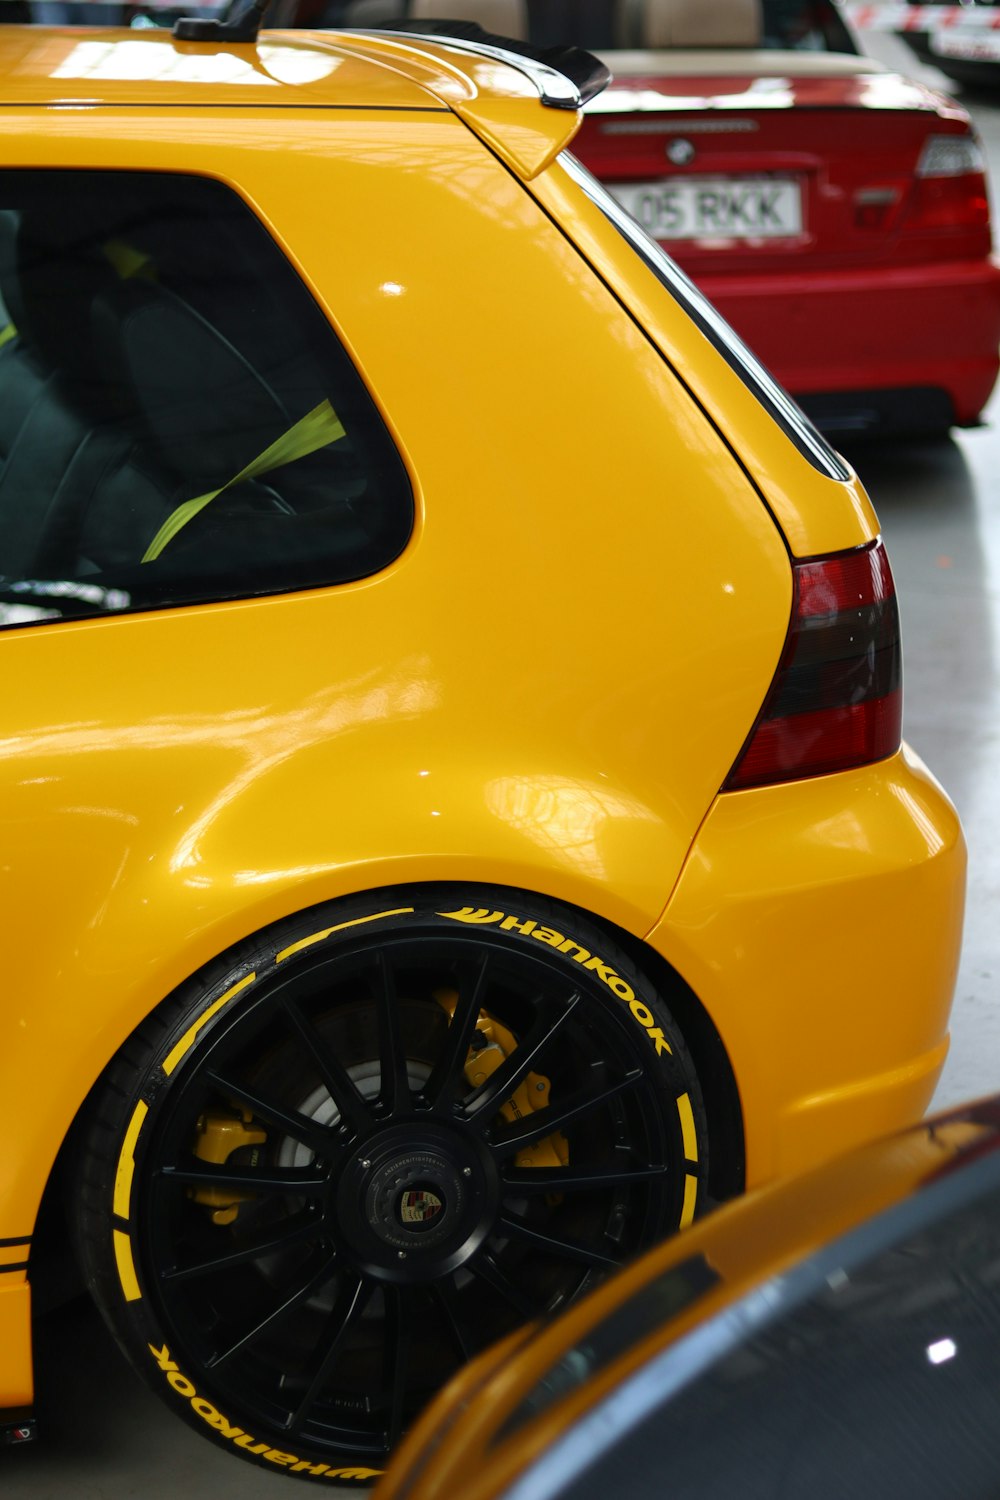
[0, 170, 412, 630]
[557, 152, 851, 482]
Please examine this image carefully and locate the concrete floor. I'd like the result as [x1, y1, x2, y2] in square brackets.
[6, 29, 1000, 1500]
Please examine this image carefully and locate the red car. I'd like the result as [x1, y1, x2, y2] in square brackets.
[569, 0, 1000, 435]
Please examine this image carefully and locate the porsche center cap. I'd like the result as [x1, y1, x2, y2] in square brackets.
[399, 1188, 444, 1229]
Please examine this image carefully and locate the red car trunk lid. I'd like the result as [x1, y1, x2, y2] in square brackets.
[577, 56, 989, 274]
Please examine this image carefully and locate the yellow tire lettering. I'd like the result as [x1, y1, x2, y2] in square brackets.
[442, 907, 672, 1059]
[681, 1172, 698, 1228]
[275, 907, 415, 964]
[234, 1436, 272, 1455]
[144, 1344, 384, 1475]
[207, 1414, 244, 1441]
[162, 973, 256, 1076]
[113, 1229, 142, 1302]
[531, 925, 564, 947]
[648, 1026, 672, 1056]
[437, 907, 504, 924]
[676, 1092, 699, 1163]
[113, 1099, 148, 1220]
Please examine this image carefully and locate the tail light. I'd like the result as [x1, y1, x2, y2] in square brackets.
[917, 134, 986, 179]
[905, 131, 990, 234]
[724, 538, 902, 792]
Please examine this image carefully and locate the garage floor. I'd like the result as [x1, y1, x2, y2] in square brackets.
[6, 31, 1000, 1500]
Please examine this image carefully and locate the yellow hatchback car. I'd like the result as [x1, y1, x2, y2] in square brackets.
[0, 15, 964, 1485]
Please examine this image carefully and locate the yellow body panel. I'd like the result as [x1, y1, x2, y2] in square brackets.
[530, 155, 881, 559]
[0, 1279, 32, 1408]
[0, 27, 582, 178]
[0, 30, 965, 1422]
[650, 744, 966, 1187]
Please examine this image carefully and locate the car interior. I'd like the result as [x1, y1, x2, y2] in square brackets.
[0, 172, 412, 627]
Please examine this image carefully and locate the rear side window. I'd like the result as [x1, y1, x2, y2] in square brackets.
[0, 171, 412, 629]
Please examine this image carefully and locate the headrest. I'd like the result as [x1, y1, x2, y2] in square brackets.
[641, 0, 762, 48]
[98, 280, 292, 487]
[529, 0, 617, 50]
[408, 0, 529, 40]
[14, 203, 125, 384]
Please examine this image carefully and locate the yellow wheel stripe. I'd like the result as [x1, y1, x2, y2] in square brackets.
[113, 1229, 142, 1302]
[275, 908, 415, 964]
[113, 1100, 149, 1220]
[676, 1092, 699, 1164]
[162, 972, 256, 1076]
[680, 1172, 698, 1230]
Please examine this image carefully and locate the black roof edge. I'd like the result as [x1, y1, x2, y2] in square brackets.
[372, 19, 611, 110]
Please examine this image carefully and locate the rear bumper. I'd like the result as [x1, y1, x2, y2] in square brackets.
[695, 256, 1000, 430]
[648, 744, 966, 1189]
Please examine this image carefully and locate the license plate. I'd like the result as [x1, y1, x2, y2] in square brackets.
[931, 32, 1000, 62]
[610, 176, 803, 241]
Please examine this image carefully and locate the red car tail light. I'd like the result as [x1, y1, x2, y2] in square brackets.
[724, 539, 901, 792]
[903, 132, 991, 234]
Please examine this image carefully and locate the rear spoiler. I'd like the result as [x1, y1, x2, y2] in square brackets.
[376, 19, 611, 110]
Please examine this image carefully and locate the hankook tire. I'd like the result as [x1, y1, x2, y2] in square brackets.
[72, 886, 708, 1481]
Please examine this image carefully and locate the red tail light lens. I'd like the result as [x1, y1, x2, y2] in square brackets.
[724, 539, 902, 792]
[906, 174, 990, 233]
[903, 132, 991, 235]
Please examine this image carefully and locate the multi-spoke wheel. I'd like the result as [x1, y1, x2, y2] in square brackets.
[73, 888, 707, 1482]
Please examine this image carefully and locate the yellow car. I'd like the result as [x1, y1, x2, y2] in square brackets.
[0, 14, 964, 1485]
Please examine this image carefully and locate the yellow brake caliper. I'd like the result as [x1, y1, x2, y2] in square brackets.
[189, 995, 565, 1224]
[436, 990, 568, 1170]
[189, 1109, 268, 1225]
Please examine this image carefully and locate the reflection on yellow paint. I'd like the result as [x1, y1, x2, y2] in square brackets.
[167, 661, 440, 879]
[485, 775, 656, 880]
[466, 60, 535, 99]
[889, 782, 947, 858]
[257, 46, 341, 87]
[0, 658, 439, 887]
[807, 808, 870, 857]
[50, 40, 278, 86]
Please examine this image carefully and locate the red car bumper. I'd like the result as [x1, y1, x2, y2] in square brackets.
[692, 254, 1000, 433]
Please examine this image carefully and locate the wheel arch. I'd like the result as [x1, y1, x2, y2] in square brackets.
[32, 877, 745, 1287]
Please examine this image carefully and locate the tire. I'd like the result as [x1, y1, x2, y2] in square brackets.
[72, 885, 708, 1483]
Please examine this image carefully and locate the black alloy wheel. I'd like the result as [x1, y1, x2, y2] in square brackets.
[73, 888, 707, 1482]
